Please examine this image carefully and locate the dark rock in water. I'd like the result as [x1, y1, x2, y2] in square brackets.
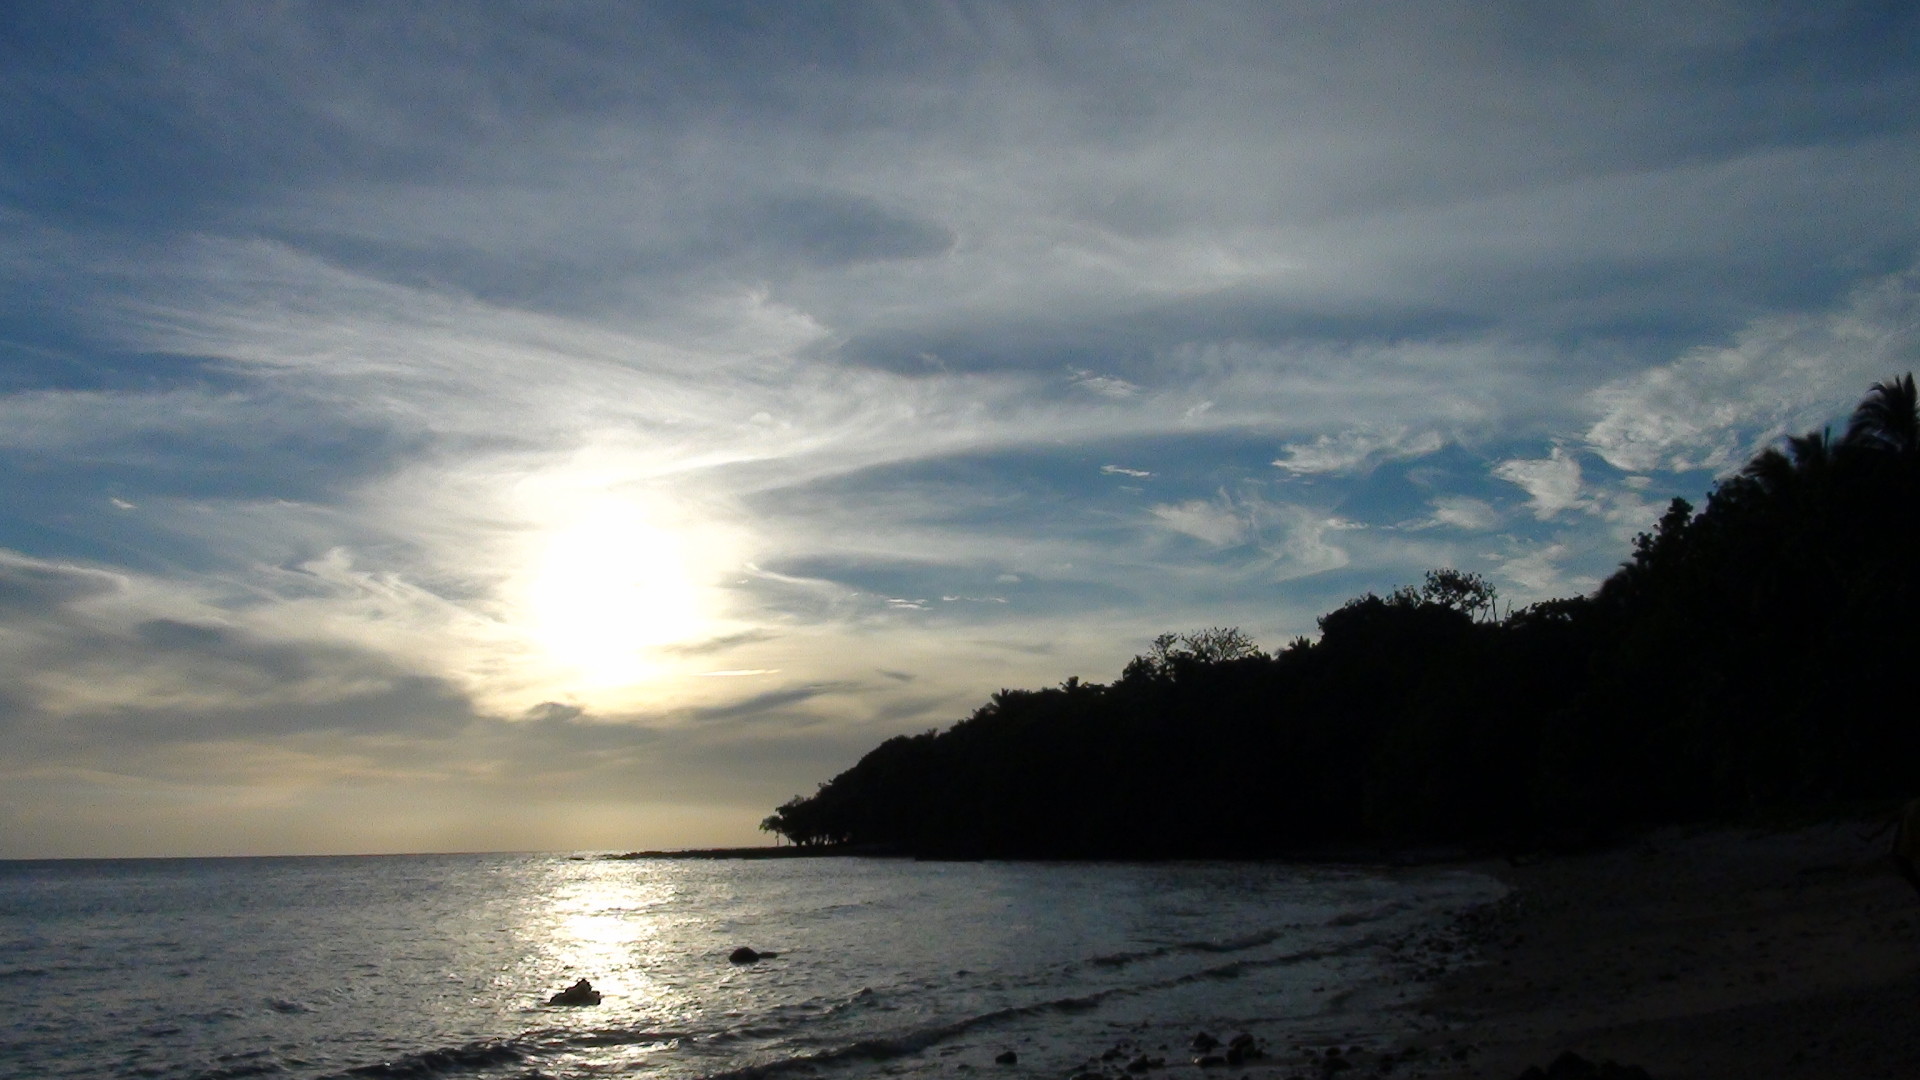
[995, 1050, 1018, 1065]
[1192, 1053, 1227, 1068]
[1190, 1033, 1220, 1051]
[1125, 1053, 1163, 1072]
[548, 979, 601, 1006]
[729, 947, 779, 963]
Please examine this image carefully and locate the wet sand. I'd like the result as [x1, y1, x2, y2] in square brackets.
[1000, 824, 1920, 1080]
[1392, 821, 1920, 1080]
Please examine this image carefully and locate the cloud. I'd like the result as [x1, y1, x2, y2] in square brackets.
[1423, 496, 1499, 531]
[1273, 426, 1448, 475]
[681, 683, 859, 727]
[1493, 446, 1586, 520]
[1584, 269, 1920, 473]
[0, 553, 122, 615]
[666, 630, 782, 657]
[525, 701, 585, 723]
[0, 549, 487, 751]
[1496, 543, 1577, 596]
[745, 191, 956, 268]
[1151, 497, 1250, 547]
[1269, 508, 1359, 579]
[1070, 369, 1141, 399]
[4, 4, 1920, 854]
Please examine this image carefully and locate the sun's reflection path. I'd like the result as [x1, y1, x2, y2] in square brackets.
[502, 857, 699, 1034]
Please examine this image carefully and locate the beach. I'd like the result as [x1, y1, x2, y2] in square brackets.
[1379, 821, 1920, 1080]
[7, 833, 1913, 1080]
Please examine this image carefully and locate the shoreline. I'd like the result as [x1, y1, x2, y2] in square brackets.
[610, 825, 1920, 1078]
[1387, 821, 1920, 1079]
[1051, 822, 1920, 1080]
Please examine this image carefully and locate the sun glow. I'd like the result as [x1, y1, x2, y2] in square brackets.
[520, 495, 716, 690]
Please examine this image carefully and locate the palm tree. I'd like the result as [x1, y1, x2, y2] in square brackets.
[1739, 428, 1834, 501]
[1842, 373, 1919, 459]
[1788, 428, 1835, 474]
[1739, 444, 1796, 498]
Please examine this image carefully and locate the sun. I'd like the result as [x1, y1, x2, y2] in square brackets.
[521, 496, 712, 689]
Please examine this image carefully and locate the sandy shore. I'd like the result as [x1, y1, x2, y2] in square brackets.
[1052, 824, 1918, 1080]
[1375, 821, 1920, 1080]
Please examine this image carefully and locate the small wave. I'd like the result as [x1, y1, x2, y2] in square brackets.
[1081, 927, 1286, 969]
[193, 1053, 286, 1068]
[1325, 901, 1411, 928]
[794, 900, 873, 920]
[821, 987, 879, 1016]
[1084, 945, 1171, 968]
[808, 937, 1386, 1076]
[191, 1049, 286, 1080]
[326, 1039, 525, 1079]
[551, 1027, 691, 1050]
[690, 985, 1143, 1080]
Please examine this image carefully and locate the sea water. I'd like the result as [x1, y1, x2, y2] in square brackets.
[0, 854, 1500, 1080]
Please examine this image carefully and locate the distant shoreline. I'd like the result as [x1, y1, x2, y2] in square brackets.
[600, 843, 908, 860]
[598, 841, 1497, 864]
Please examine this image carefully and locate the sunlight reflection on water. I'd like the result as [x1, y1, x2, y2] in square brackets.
[0, 854, 1500, 1080]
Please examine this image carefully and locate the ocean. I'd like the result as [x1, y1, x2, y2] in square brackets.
[0, 853, 1501, 1080]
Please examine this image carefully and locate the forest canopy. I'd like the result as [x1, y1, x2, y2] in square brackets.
[761, 376, 1920, 858]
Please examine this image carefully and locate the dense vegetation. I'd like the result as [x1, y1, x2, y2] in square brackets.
[762, 377, 1920, 858]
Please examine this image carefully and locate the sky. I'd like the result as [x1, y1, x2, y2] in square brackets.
[3, 2, 1918, 858]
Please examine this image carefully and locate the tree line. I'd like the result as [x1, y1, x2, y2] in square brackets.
[761, 376, 1920, 858]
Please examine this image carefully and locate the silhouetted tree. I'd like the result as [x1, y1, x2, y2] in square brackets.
[1121, 626, 1261, 682]
[761, 376, 1920, 857]
[1844, 373, 1919, 458]
[1419, 568, 1500, 621]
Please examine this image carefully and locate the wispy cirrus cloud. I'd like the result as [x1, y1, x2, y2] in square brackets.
[1493, 446, 1587, 520]
[1584, 269, 1920, 474]
[2, 2, 1918, 855]
[1273, 426, 1449, 476]
[1420, 496, 1499, 532]
[1151, 496, 1251, 547]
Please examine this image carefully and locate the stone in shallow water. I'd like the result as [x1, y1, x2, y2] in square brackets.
[548, 979, 601, 1006]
